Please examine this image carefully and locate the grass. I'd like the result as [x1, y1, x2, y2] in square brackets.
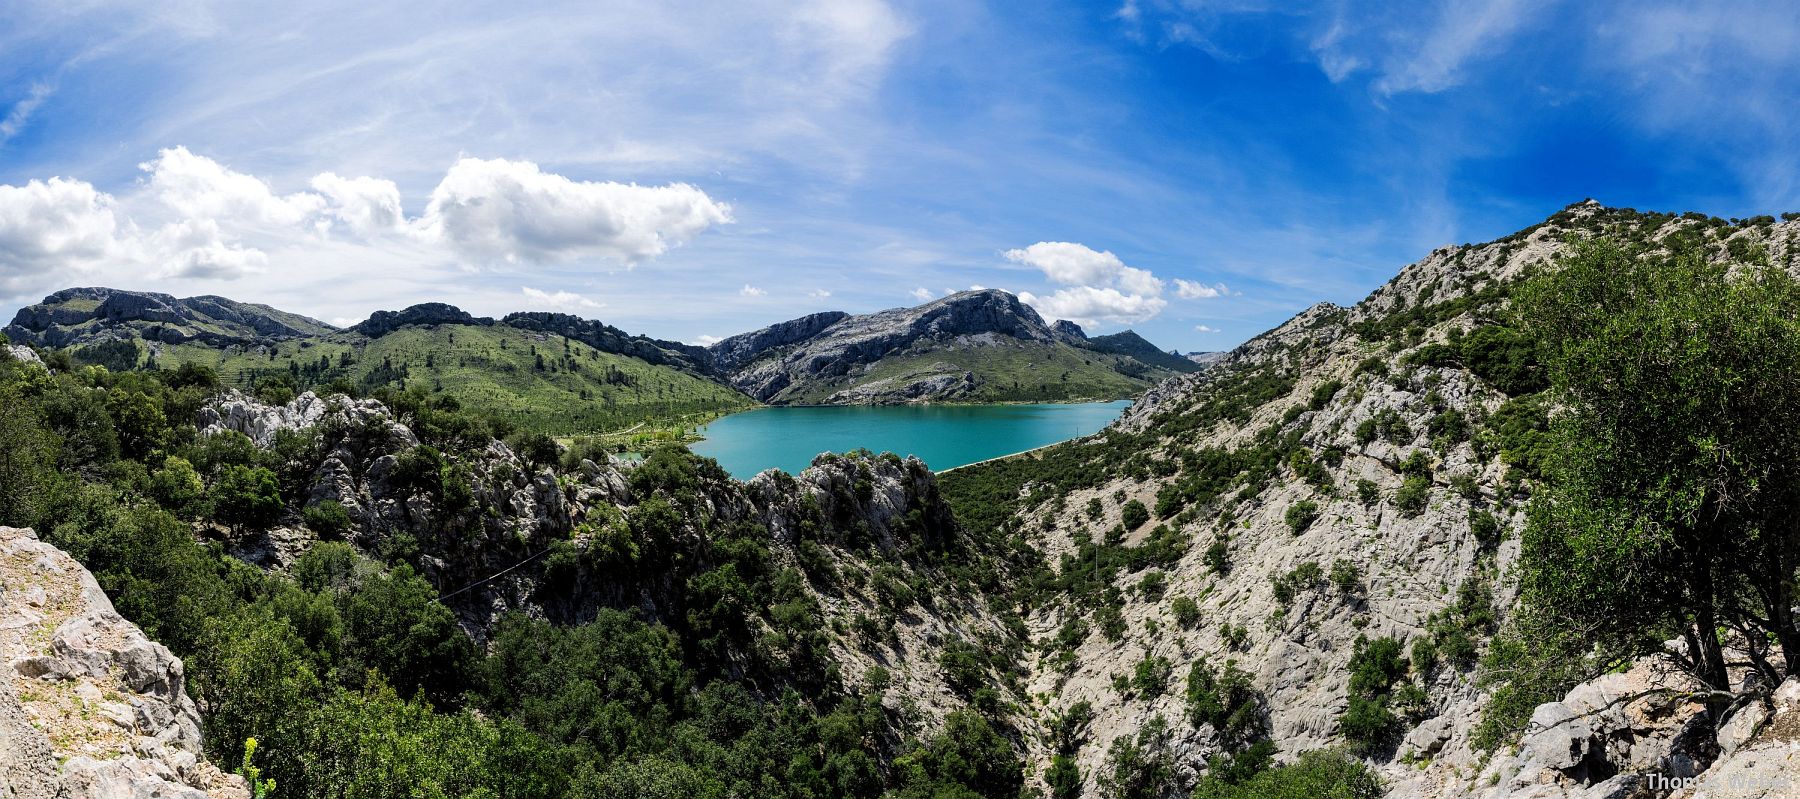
[767, 340, 1168, 404]
[156, 324, 756, 435]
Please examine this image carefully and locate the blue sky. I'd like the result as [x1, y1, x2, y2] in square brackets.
[1, 1, 1796, 351]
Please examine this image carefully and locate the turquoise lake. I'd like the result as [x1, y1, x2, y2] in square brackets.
[690, 400, 1133, 479]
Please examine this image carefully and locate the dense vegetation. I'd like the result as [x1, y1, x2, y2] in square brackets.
[0, 347, 1022, 799]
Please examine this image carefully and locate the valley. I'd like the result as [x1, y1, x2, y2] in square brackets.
[4, 203, 1800, 799]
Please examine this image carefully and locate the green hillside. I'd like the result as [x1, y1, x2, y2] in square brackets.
[156, 324, 754, 434]
[767, 340, 1161, 404]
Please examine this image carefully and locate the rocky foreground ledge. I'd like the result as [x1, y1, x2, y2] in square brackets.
[0, 526, 244, 799]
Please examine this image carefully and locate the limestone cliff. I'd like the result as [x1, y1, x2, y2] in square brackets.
[941, 202, 1800, 796]
[0, 526, 246, 799]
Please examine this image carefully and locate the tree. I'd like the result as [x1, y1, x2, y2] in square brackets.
[1500, 235, 1800, 710]
[0, 384, 55, 527]
[1120, 499, 1149, 531]
[149, 456, 207, 517]
[214, 465, 284, 530]
[105, 392, 170, 460]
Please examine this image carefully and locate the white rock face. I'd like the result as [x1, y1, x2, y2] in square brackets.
[4, 344, 43, 367]
[0, 526, 246, 799]
[198, 389, 410, 448]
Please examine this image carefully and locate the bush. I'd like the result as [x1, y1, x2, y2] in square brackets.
[1204, 539, 1230, 574]
[1133, 654, 1173, 697]
[1170, 596, 1200, 628]
[1393, 475, 1431, 518]
[148, 456, 206, 516]
[213, 465, 284, 530]
[1340, 636, 1408, 754]
[1191, 749, 1382, 799]
[1284, 501, 1320, 534]
[1186, 660, 1264, 749]
[303, 500, 353, 538]
[1120, 499, 1150, 531]
[1329, 560, 1361, 596]
[1355, 479, 1379, 507]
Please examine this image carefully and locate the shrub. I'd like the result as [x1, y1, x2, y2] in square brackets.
[1186, 660, 1263, 748]
[1340, 636, 1408, 754]
[1133, 654, 1173, 697]
[1205, 539, 1230, 574]
[1137, 570, 1168, 601]
[1329, 560, 1361, 596]
[1393, 476, 1431, 517]
[1284, 501, 1321, 534]
[1355, 479, 1379, 507]
[303, 500, 353, 538]
[1307, 379, 1344, 411]
[1120, 499, 1150, 531]
[213, 465, 283, 530]
[1170, 596, 1200, 628]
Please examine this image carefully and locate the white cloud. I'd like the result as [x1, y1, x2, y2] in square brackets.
[692, 334, 724, 346]
[1004, 241, 1119, 285]
[1017, 286, 1167, 328]
[739, 284, 766, 297]
[1174, 279, 1227, 299]
[146, 218, 269, 279]
[909, 286, 934, 301]
[419, 157, 732, 265]
[1366, 0, 1541, 96]
[808, 288, 832, 298]
[521, 286, 604, 312]
[0, 177, 128, 290]
[1194, 324, 1219, 333]
[1005, 240, 1178, 327]
[310, 173, 406, 237]
[0, 147, 737, 298]
[142, 146, 325, 228]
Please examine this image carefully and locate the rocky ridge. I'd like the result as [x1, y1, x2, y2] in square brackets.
[0, 526, 245, 799]
[4, 287, 335, 349]
[954, 203, 1800, 796]
[1087, 329, 1204, 374]
[707, 289, 1172, 404]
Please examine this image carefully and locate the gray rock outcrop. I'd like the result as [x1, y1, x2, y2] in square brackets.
[0, 526, 246, 799]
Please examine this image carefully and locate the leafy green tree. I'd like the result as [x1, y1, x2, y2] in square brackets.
[1191, 749, 1381, 799]
[1120, 499, 1149, 530]
[213, 464, 284, 530]
[0, 385, 55, 527]
[302, 500, 353, 538]
[336, 564, 474, 706]
[892, 711, 1024, 799]
[148, 456, 207, 516]
[107, 390, 169, 460]
[1500, 236, 1800, 707]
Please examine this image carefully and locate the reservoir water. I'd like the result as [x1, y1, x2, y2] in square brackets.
[690, 400, 1132, 480]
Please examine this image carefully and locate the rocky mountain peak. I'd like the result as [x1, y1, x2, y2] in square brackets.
[4, 287, 335, 349]
[348, 303, 492, 338]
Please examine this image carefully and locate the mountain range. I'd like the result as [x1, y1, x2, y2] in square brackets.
[8, 202, 1800, 799]
[3, 286, 1192, 431]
